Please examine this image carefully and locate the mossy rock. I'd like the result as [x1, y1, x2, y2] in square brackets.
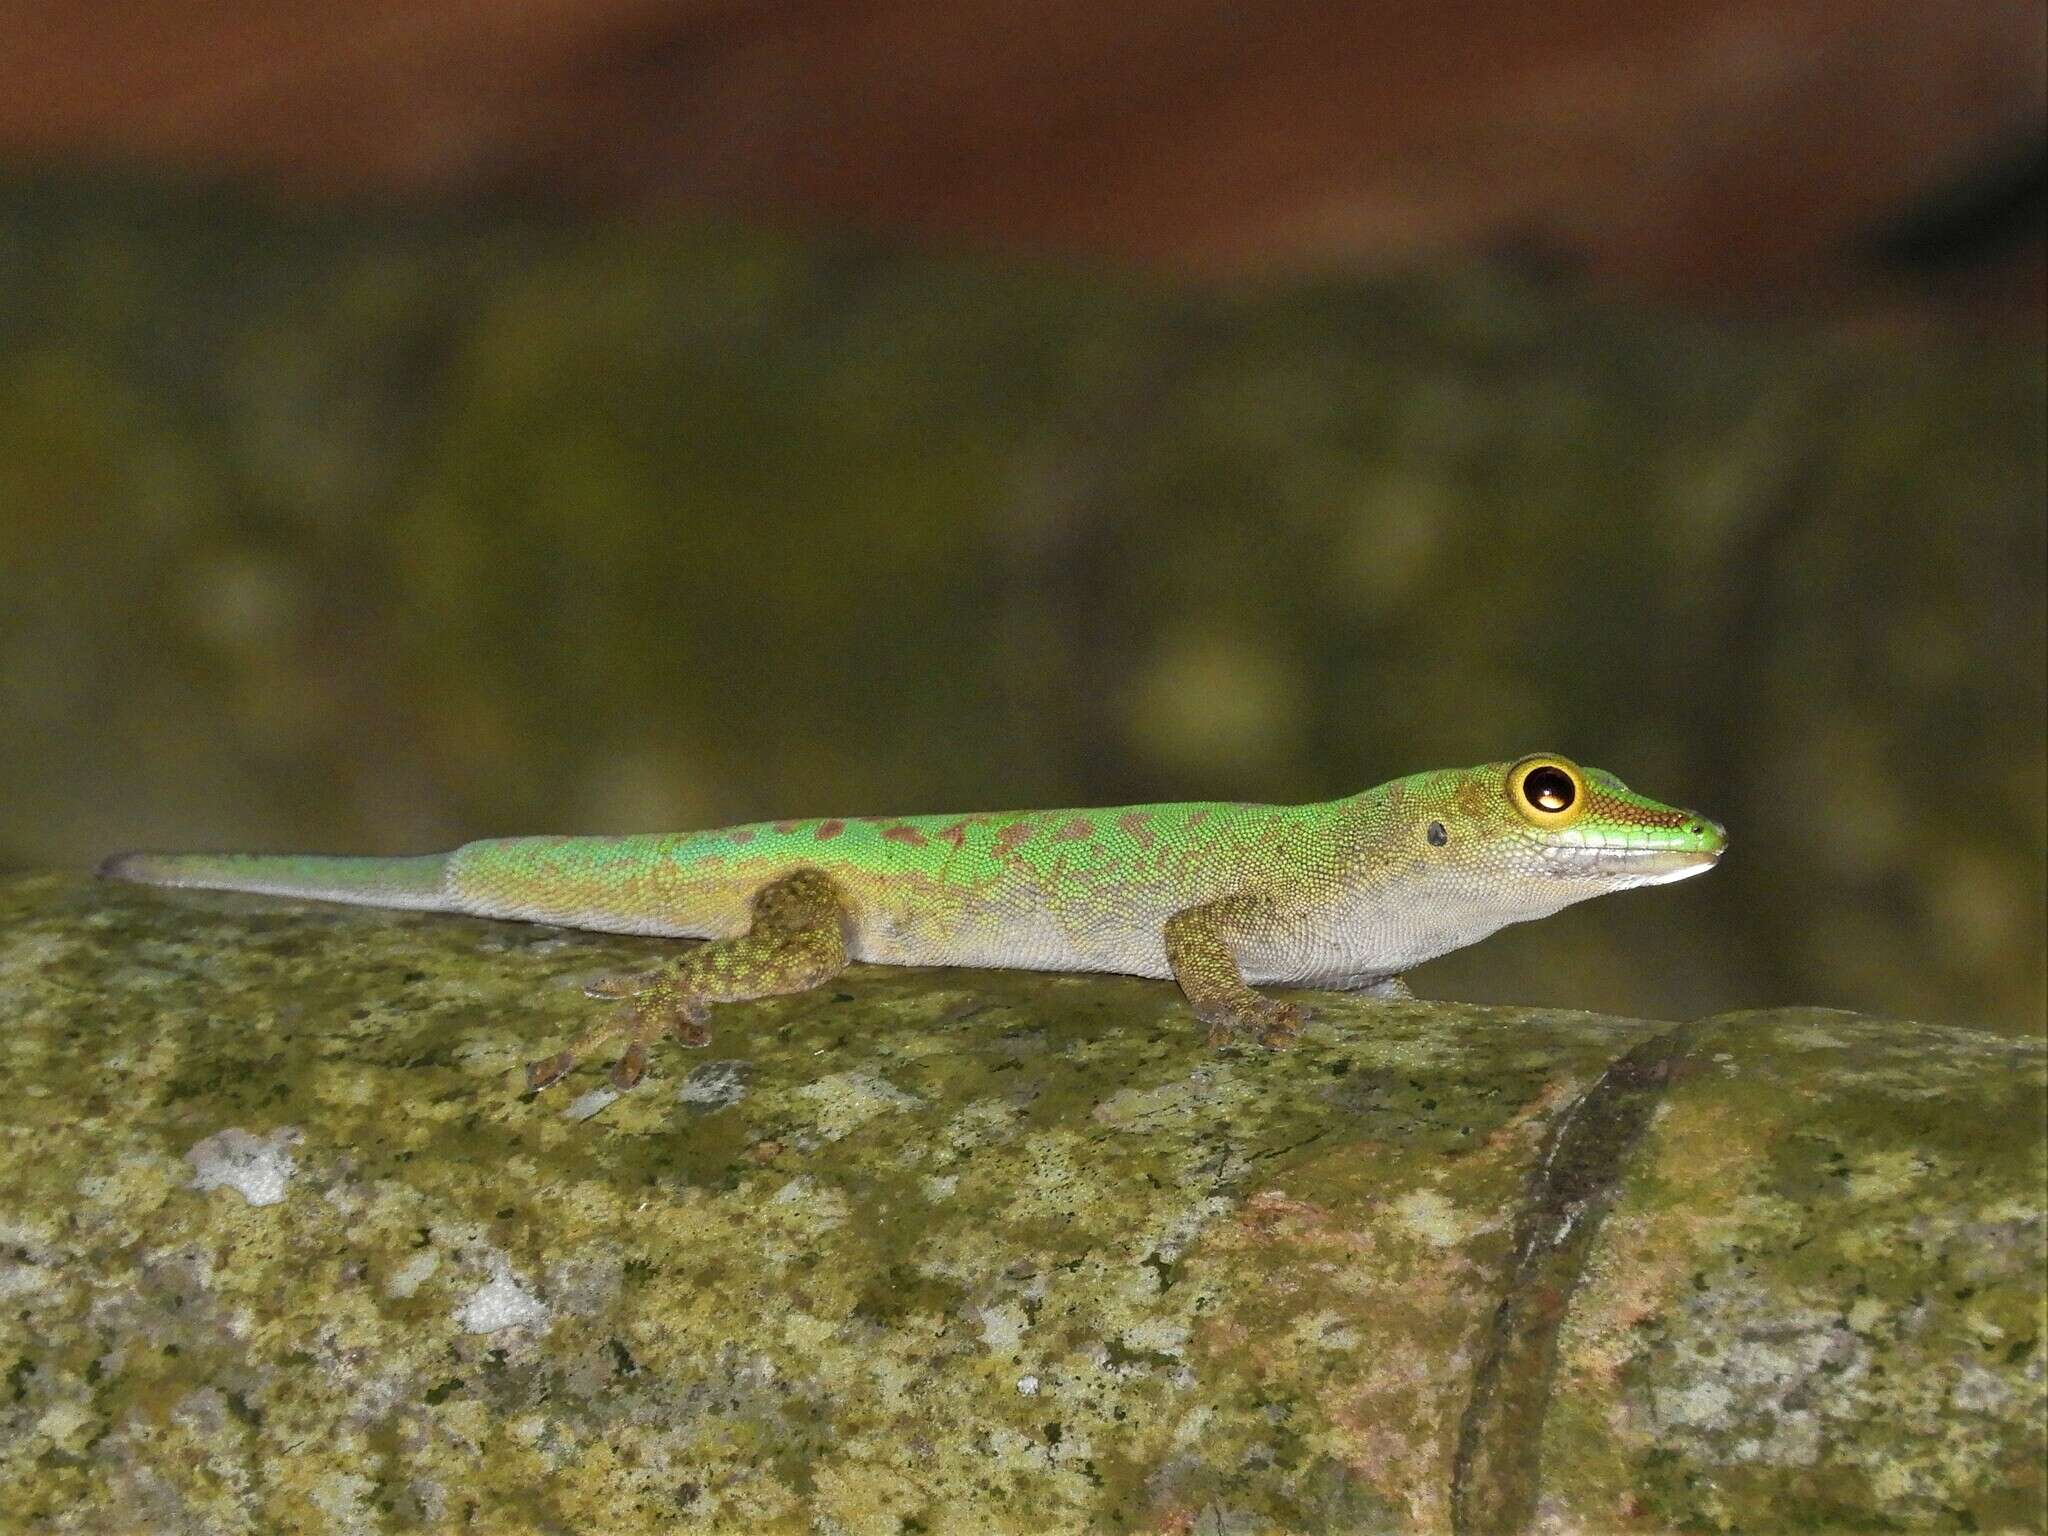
[1, 874, 2041, 1533]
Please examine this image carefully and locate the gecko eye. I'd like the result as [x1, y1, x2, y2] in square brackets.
[1506, 755, 1588, 828]
[1524, 767, 1575, 813]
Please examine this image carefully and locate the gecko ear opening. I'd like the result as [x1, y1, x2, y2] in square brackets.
[1506, 755, 1588, 829]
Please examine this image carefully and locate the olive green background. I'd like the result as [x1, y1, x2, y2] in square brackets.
[2, 177, 2042, 1034]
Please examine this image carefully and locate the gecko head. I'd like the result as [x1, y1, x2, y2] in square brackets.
[1474, 752, 1727, 891]
[1368, 753, 1725, 960]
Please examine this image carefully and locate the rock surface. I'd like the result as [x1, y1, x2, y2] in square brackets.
[2, 874, 2042, 1533]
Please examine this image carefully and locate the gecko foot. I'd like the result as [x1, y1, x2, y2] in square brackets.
[527, 984, 715, 1094]
[1203, 998, 1308, 1050]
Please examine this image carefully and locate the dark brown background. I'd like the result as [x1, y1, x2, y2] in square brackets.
[4, 0, 2042, 327]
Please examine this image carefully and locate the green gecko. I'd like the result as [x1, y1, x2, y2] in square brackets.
[101, 754, 1725, 1092]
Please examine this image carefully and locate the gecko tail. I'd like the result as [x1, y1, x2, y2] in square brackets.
[97, 850, 456, 911]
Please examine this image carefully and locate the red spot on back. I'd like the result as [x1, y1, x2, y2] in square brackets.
[1117, 811, 1155, 849]
[994, 821, 1036, 856]
[816, 819, 846, 840]
[1056, 818, 1095, 842]
[882, 824, 928, 847]
[773, 820, 801, 834]
[729, 828, 756, 844]
[936, 820, 971, 849]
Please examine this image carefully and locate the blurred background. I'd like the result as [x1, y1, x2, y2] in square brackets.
[0, 1, 2041, 1034]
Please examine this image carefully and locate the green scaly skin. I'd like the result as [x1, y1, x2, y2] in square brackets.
[101, 754, 1726, 1090]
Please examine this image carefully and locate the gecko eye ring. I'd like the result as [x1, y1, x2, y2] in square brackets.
[1506, 756, 1586, 828]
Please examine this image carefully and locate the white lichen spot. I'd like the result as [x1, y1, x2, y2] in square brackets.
[1658, 1375, 1736, 1429]
[676, 1060, 751, 1110]
[779, 1310, 837, 1354]
[1963, 1311, 2007, 1348]
[920, 1173, 959, 1202]
[35, 1399, 94, 1451]
[939, 1098, 1023, 1154]
[560, 1085, 620, 1123]
[1092, 1081, 1200, 1130]
[1776, 1023, 1850, 1051]
[1169, 1404, 1215, 1451]
[1645, 1291, 1865, 1470]
[385, 1249, 441, 1300]
[765, 1176, 849, 1232]
[1394, 1188, 1468, 1248]
[976, 1302, 1028, 1353]
[186, 1127, 301, 1207]
[1016, 1374, 1040, 1396]
[0, 1257, 56, 1302]
[1949, 1363, 2017, 1415]
[309, 1470, 376, 1534]
[451, 1265, 549, 1336]
[408, 1479, 449, 1524]
[1122, 1317, 1190, 1359]
[1872, 1458, 1924, 1506]
[1845, 1148, 1933, 1202]
[795, 1071, 921, 1140]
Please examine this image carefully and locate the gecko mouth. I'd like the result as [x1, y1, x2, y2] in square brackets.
[1611, 849, 1722, 885]
[1534, 841, 1724, 884]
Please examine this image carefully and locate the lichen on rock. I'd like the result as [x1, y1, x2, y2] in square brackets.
[0, 875, 2041, 1533]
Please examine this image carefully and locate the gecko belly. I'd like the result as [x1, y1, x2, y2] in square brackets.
[843, 892, 1178, 980]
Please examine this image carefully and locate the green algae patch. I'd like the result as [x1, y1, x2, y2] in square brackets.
[1, 878, 2042, 1534]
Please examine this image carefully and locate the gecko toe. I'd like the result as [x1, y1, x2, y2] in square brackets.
[608, 1040, 649, 1091]
[525, 1051, 575, 1092]
[668, 1017, 713, 1048]
[1254, 1000, 1308, 1048]
[584, 969, 659, 1000]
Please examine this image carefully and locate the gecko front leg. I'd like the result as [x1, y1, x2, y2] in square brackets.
[1163, 893, 1309, 1049]
[1354, 975, 1413, 1000]
[527, 868, 852, 1092]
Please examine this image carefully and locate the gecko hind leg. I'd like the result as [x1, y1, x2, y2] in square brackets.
[526, 869, 852, 1093]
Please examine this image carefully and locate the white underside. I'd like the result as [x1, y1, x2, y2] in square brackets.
[1614, 859, 1718, 888]
[453, 844, 1721, 988]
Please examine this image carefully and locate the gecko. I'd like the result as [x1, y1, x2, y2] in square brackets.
[100, 754, 1725, 1092]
